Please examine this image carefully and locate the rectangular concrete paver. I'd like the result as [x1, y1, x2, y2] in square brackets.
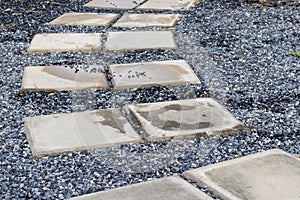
[183, 149, 300, 200]
[23, 109, 142, 157]
[137, 0, 201, 10]
[21, 66, 109, 91]
[84, 0, 145, 10]
[105, 31, 177, 51]
[69, 176, 213, 200]
[110, 60, 200, 89]
[28, 33, 102, 54]
[125, 98, 247, 142]
[112, 13, 182, 28]
[49, 13, 120, 26]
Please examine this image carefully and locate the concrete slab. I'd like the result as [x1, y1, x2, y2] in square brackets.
[21, 66, 109, 91]
[110, 60, 200, 89]
[23, 109, 142, 157]
[125, 98, 247, 142]
[49, 13, 120, 26]
[69, 176, 213, 200]
[84, 0, 145, 10]
[137, 0, 201, 10]
[105, 31, 177, 51]
[112, 13, 182, 28]
[28, 33, 102, 54]
[183, 149, 300, 200]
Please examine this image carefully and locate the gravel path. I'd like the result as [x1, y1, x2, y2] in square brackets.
[0, 0, 299, 199]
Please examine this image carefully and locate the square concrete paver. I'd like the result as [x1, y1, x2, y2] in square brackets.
[183, 149, 300, 200]
[84, 0, 145, 10]
[69, 176, 213, 200]
[125, 98, 247, 142]
[105, 31, 177, 51]
[110, 60, 200, 89]
[49, 13, 120, 26]
[21, 66, 109, 91]
[28, 33, 102, 54]
[137, 0, 200, 10]
[23, 109, 142, 157]
[112, 13, 182, 28]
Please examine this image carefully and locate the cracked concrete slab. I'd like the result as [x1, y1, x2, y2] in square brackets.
[84, 0, 145, 10]
[137, 0, 201, 10]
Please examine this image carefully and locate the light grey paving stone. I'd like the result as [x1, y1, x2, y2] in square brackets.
[23, 109, 142, 157]
[105, 31, 177, 51]
[112, 13, 182, 28]
[183, 149, 300, 200]
[125, 98, 247, 142]
[110, 60, 200, 89]
[49, 13, 120, 26]
[28, 33, 102, 54]
[137, 0, 201, 10]
[21, 65, 109, 91]
[84, 0, 145, 10]
[69, 176, 213, 200]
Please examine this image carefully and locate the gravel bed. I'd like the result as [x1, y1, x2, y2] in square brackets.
[0, 0, 299, 199]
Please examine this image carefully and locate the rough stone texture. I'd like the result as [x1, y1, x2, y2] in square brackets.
[49, 13, 120, 26]
[28, 33, 102, 54]
[137, 0, 201, 10]
[70, 176, 213, 200]
[112, 13, 182, 28]
[105, 31, 177, 51]
[21, 66, 109, 91]
[183, 149, 300, 200]
[23, 109, 142, 157]
[84, 0, 145, 10]
[110, 60, 200, 89]
[125, 98, 248, 141]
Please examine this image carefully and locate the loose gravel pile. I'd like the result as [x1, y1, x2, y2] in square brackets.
[0, 0, 299, 199]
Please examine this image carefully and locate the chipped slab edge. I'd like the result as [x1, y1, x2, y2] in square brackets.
[22, 109, 144, 157]
[182, 149, 300, 200]
[137, 0, 202, 11]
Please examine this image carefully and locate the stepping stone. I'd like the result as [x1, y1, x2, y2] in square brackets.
[23, 109, 142, 157]
[183, 149, 300, 200]
[28, 33, 102, 54]
[84, 0, 145, 10]
[125, 98, 247, 142]
[49, 13, 120, 26]
[21, 66, 109, 91]
[110, 60, 200, 89]
[70, 176, 213, 200]
[105, 31, 177, 51]
[137, 0, 200, 10]
[112, 13, 182, 28]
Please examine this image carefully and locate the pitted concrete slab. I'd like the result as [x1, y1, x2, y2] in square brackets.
[183, 149, 300, 200]
[23, 109, 142, 157]
[69, 176, 213, 200]
[125, 98, 247, 141]
[21, 65, 109, 91]
[112, 13, 182, 28]
[49, 13, 120, 26]
[105, 31, 177, 51]
[110, 60, 200, 89]
[137, 0, 201, 10]
[84, 0, 145, 10]
[28, 33, 102, 54]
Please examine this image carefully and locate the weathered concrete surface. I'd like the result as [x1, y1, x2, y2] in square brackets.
[21, 66, 109, 91]
[183, 149, 300, 200]
[105, 31, 177, 51]
[110, 60, 200, 89]
[137, 0, 201, 10]
[84, 0, 145, 10]
[112, 13, 182, 28]
[49, 13, 120, 26]
[28, 33, 102, 54]
[69, 176, 213, 200]
[125, 98, 247, 141]
[23, 109, 142, 157]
